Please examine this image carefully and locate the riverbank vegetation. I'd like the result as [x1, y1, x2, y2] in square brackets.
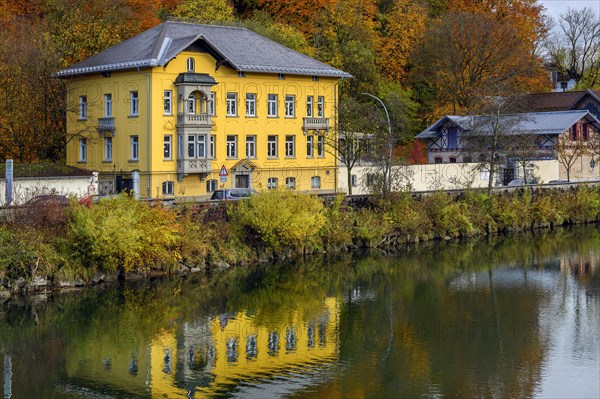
[1, 186, 600, 292]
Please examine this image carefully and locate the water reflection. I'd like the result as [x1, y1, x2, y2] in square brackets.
[0, 227, 598, 398]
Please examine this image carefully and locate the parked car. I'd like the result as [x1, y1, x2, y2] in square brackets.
[507, 178, 537, 186]
[210, 188, 255, 200]
[548, 179, 570, 185]
[23, 194, 69, 207]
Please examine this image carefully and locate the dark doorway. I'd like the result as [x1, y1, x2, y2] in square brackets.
[235, 174, 250, 188]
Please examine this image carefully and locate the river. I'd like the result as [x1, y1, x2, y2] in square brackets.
[1, 226, 599, 398]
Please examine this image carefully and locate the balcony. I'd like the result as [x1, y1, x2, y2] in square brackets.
[177, 113, 212, 128]
[303, 117, 330, 134]
[177, 158, 212, 176]
[97, 117, 115, 134]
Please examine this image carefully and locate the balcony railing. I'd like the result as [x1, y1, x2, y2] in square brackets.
[303, 117, 330, 133]
[177, 158, 212, 175]
[177, 113, 212, 127]
[97, 117, 115, 132]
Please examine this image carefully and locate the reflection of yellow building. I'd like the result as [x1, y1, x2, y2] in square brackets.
[64, 298, 339, 397]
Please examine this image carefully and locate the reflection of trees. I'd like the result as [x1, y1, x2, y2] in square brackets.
[0, 226, 598, 397]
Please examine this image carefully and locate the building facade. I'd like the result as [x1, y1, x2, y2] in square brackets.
[416, 110, 600, 184]
[58, 22, 350, 199]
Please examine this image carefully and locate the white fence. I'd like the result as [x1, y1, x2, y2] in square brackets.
[0, 174, 98, 206]
[339, 160, 560, 195]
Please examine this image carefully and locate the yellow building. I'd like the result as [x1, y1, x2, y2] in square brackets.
[58, 21, 350, 199]
[62, 298, 340, 397]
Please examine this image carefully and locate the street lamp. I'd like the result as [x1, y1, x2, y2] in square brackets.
[362, 92, 393, 196]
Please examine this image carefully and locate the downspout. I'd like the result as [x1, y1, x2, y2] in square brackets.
[138, 67, 152, 198]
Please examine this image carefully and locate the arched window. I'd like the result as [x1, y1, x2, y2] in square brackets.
[186, 57, 195, 72]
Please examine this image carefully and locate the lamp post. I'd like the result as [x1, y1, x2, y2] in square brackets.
[362, 92, 393, 197]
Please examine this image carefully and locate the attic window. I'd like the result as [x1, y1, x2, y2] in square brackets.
[278, 73, 285, 80]
[186, 57, 195, 72]
[312, 76, 319, 82]
[238, 71, 246, 78]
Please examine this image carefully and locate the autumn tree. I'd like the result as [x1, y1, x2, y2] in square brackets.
[375, 0, 427, 82]
[556, 135, 589, 182]
[0, 24, 67, 162]
[43, 0, 142, 67]
[326, 97, 378, 195]
[545, 7, 600, 88]
[312, 0, 380, 95]
[171, 0, 235, 23]
[412, 11, 549, 119]
[243, 12, 313, 56]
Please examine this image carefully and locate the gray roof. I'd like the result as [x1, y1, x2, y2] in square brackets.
[57, 21, 351, 78]
[416, 110, 600, 139]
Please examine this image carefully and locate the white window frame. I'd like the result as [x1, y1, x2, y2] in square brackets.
[197, 135, 206, 158]
[209, 135, 216, 158]
[79, 138, 87, 162]
[79, 95, 87, 119]
[286, 177, 296, 189]
[206, 179, 217, 192]
[104, 94, 112, 117]
[164, 90, 172, 115]
[246, 135, 256, 158]
[130, 135, 139, 161]
[351, 174, 357, 187]
[130, 91, 139, 116]
[268, 94, 277, 117]
[227, 135, 237, 158]
[246, 93, 256, 117]
[104, 137, 112, 161]
[267, 135, 278, 158]
[208, 92, 215, 116]
[317, 96, 325, 117]
[186, 57, 195, 72]
[164, 135, 172, 160]
[285, 95, 295, 117]
[306, 135, 314, 157]
[311, 176, 321, 189]
[285, 135, 295, 158]
[162, 181, 174, 196]
[268, 177, 278, 189]
[226, 93, 237, 116]
[306, 96, 313, 117]
[317, 135, 325, 157]
[188, 135, 197, 158]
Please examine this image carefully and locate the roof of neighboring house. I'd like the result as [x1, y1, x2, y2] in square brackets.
[0, 163, 92, 179]
[416, 110, 600, 139]
[56, 21, 352, 78]
[525, 89, 600, 112]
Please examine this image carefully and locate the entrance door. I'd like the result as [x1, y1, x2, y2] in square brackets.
[235, 174, 250, 188]
[503, 168, 515, 185]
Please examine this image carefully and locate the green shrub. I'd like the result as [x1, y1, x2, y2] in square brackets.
[563, 185, 600, 223]
[320, 194, 354, 248]
[352, 208, 392, 247]
[67, 195, 181, 273]
[229, 190, 326, 251]
[0, 226, 64, 280]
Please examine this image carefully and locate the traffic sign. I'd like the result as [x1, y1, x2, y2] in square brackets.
[219, 164, 228, 177]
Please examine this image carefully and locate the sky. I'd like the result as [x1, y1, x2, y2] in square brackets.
[538, 0, 600, 20]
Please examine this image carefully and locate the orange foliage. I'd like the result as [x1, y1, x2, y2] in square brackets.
[256, 0, 333, 35]
[394, 140, 427, 165]
[376, 0, 427, 82]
